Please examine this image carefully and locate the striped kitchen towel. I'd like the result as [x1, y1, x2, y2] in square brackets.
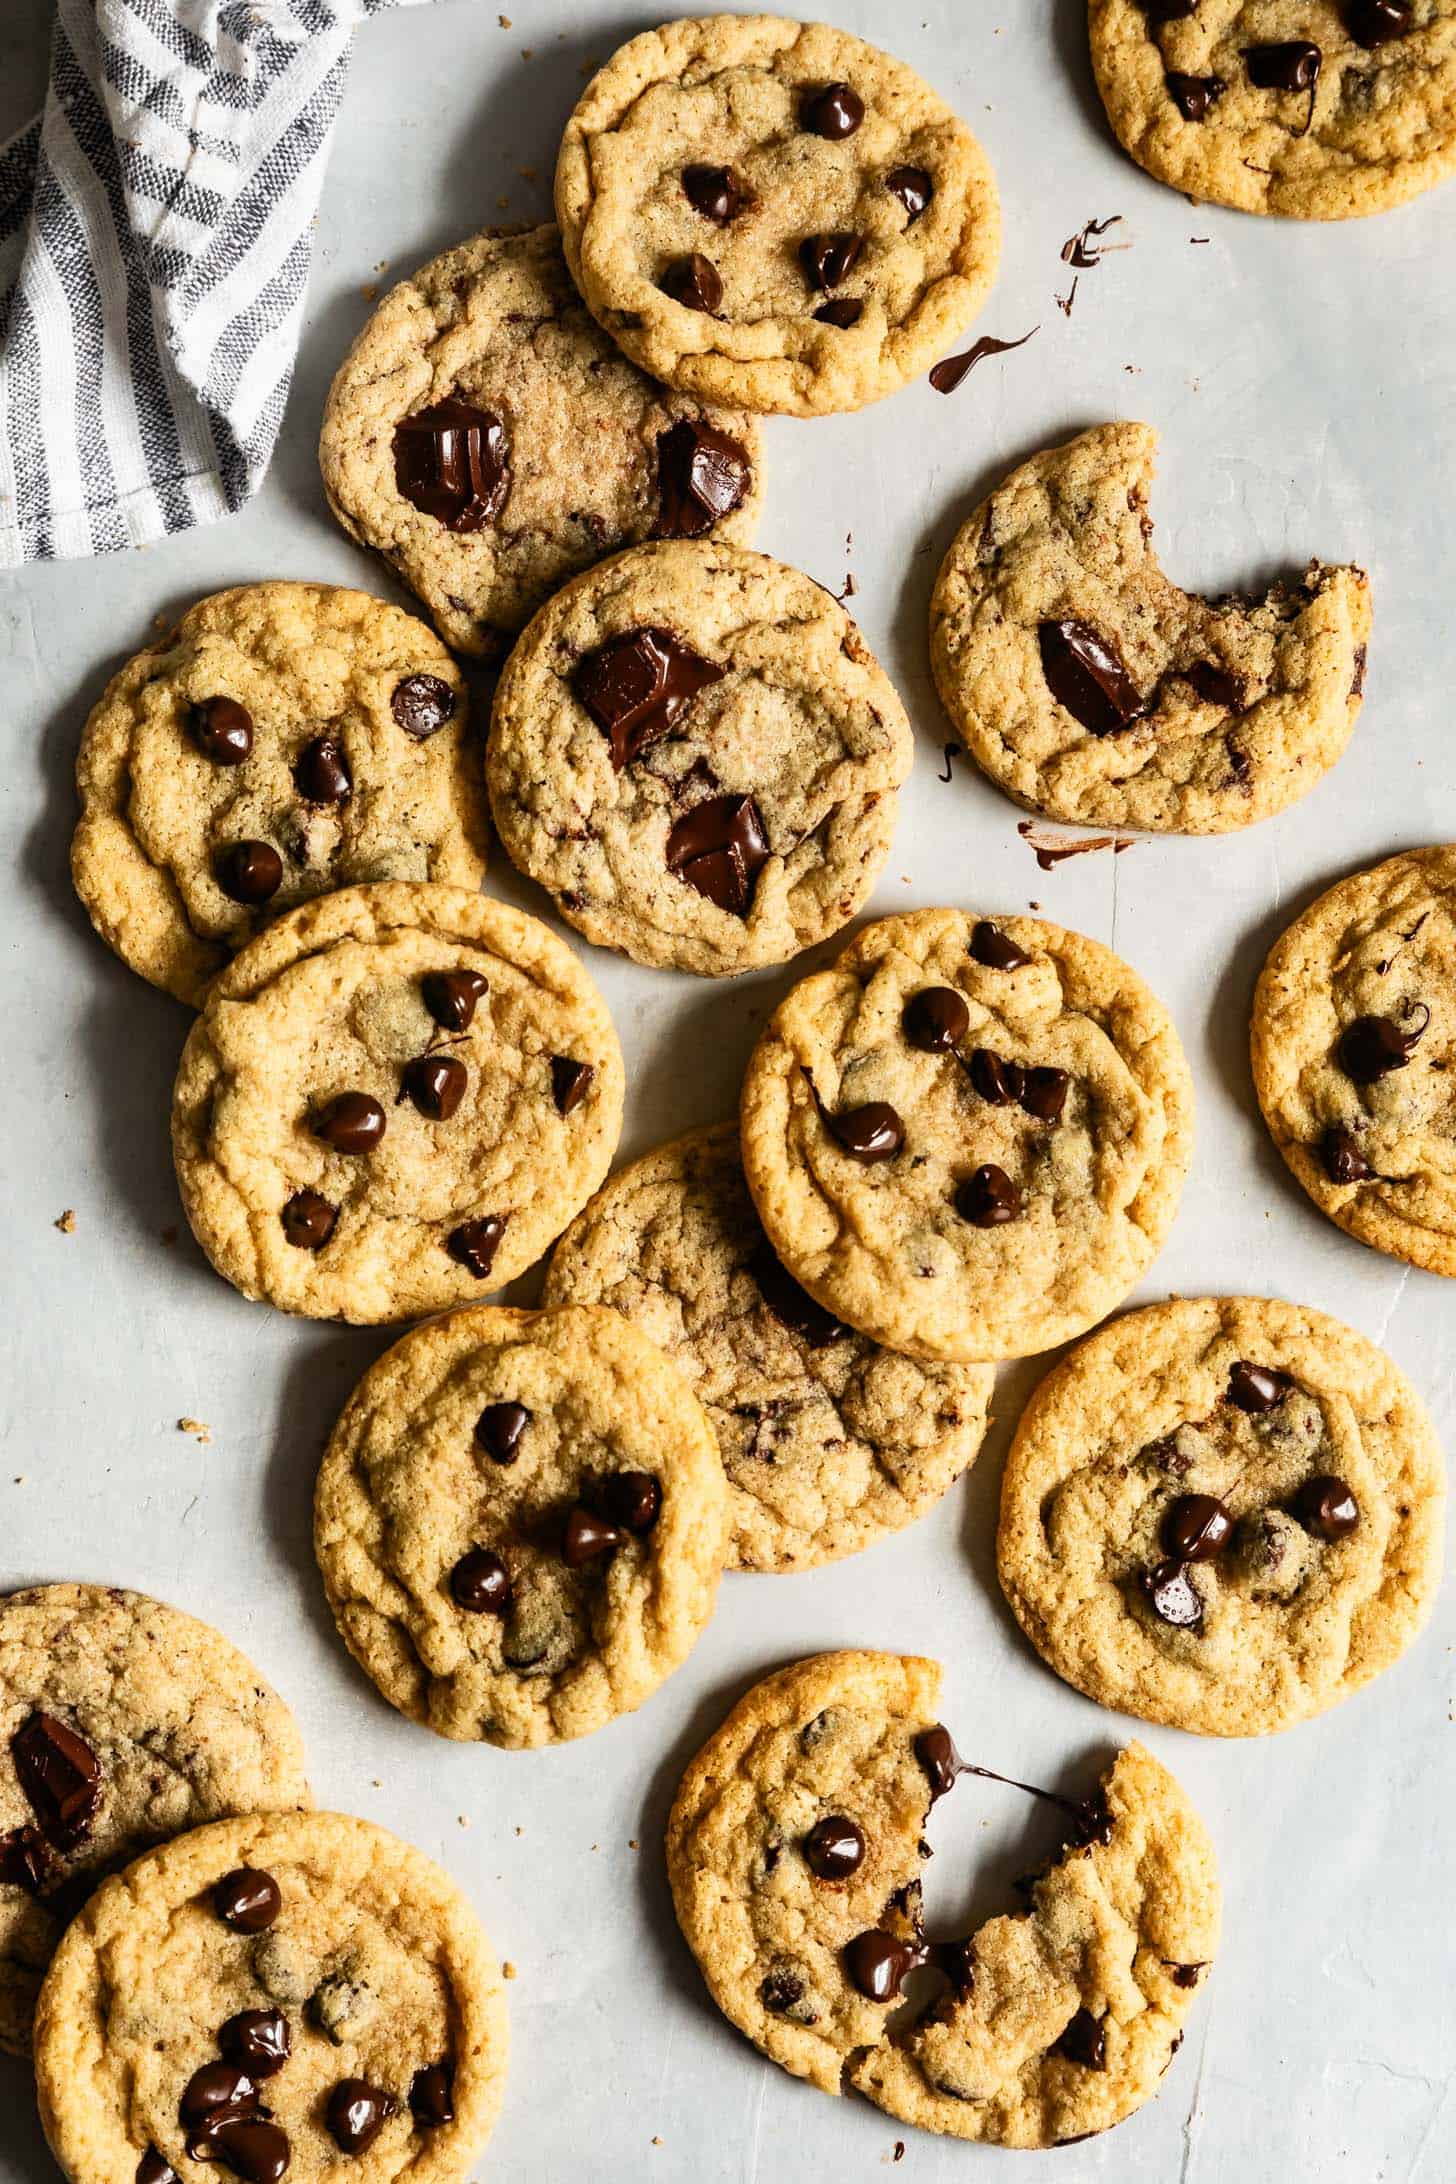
[0, 0, 434, 567]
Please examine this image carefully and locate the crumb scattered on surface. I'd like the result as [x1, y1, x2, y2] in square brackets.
[161, 1225, 178, 1245]
[503, 1961, 517, 1980]
[54, 1209, 75, 1234]
[518, 165, 538, 181]
[458, 1814, 470, 1828]
[177, 1417, 212, 1445]
[1017, 820, 1135, 871]
[498, 11, 511, 23]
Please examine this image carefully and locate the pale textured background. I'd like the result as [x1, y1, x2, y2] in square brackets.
[1, 3, 1453, 2179]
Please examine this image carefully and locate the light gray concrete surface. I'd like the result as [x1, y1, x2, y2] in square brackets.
[1, 4, 1452, 2179]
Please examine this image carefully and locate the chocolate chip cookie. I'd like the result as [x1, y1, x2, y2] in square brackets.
[0, 1584, 310, 2058]
[930, 422, 1371, 833]
[542, 1125, 993, 1571]
[34, 1808, 507, 2184]
[998, 1298, 1445, 1736]
[739, 908, 1195, 1363]
[320, 222, 763, 662]
[486, 540, 913, 975]
[667, 1650, 1218, 2148]
[1089, 1, 1456, 220]
[171, 883, 624, 1322]
[555, 15, 1000, 415]
[1251, 845, 1456, 1273]
[313, 1303, 727, 1748]
[72, 584, 486, 1006]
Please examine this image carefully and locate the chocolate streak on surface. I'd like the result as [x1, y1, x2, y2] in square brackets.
[929, 326, 1038, 395]
[1017, 821, 1134, 870]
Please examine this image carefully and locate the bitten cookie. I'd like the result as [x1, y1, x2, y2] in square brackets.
[487, 540, 913, 975]
[998, 1298, 1445, 1735]
[314, 1304, 726, 1748]
[72, 583, 486, 1006]
[34, 1809, 507, 2184]
[930, 422, 1370, 833]
[543, 1125, 993, 1571]
[172, 884, 623, 1322]
[1089, 0, 1456, 221]
[0, 1584, 309, 2058]
[320, 222, 763, 661]
[667, 1651, 1218, 2148]
[1251, 845, 1456, 1273]
[555, 15, 1000, 415]
[740, 908, 1194, 1363]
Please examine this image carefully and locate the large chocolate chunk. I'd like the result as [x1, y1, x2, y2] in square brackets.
[394, 397, 509, 530]
[665, 793, 769, 915]
[576, 628, 725, 770]
[1038, 620, 1145, 736]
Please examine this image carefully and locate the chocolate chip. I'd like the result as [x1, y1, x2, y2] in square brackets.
[475, 1402, 529, 1463]
[1140, 0, 1196, 20]
[885, 165, 932, 220]
[760, 1967, 806, 2015]
[1165, 71, 1227, 119]
[1039, 619, 1145, 736]
[391, 674, 456, 740]
[971, 920, 1031, 971]
[603, 1472, 662, 1535]
[451, 1548, 512, 1614]
[803, 1815, 865, 1880]
[401, 1054, 467, 1121]
[655, 419, 750, 539]
[661, 253, 723, 313]
[293, 734, 351, 806]
[1322, 1125, 1372, 1184]
[903, 986, 970, 1053]
[915, 1723, 963, 1803]
[666, 793, 770, 915]
[280, 1188, 336, 1251]
[928, 327, 1038, 394]
[801, 82, 864, 138]
[219, 2008, 291, 2077]
[213, 1866, 281, 1932]
[191, 697, 253, 765]
[550, 1056, 595, 1115]
[11, 1711, 102, 1849]
[311, 1091, 386, 1153]
[423, 968, 488, 1031]
[190, 2119, 289, 2183]
[814, 298, 863, 327]
[750, 1241, 851, 1347]
[1227, 1360, 1289, 1413]
[1244, 41, 1322, 91]
[1181, 660, 1244, 709]
[1141, 1560, 1202, 1629]
[394, 396, 510, 529]
[1350, 643, 1368, 699]
[969, 1047, 1022, 1107]
[0, 1825, 53, 1894]
[136, 2151, 180, 2184]
[409, 2062, 455, 2128]
[1163, 1494, 1233, 1562]
[956, 1164, 1021, 1226]
[1292, 1475, 1360, 1541]
[1337, 1008, 1428, 1083]
[1019, 1065, 1070, 1122]
[576, 627, 725, 771]
[799, 232, 862, 292]
[682, 163, 751, 223]
[180, 2060, 260, 2131]
[326, 2079, 398, 2155]
[216, 840, 283, 905]
[845, 1930, 924, 2003]
[1168, 1960, 1205, 1988]
[1346, 0, 1412, 44]
[447, 1216, 507, 1280]
[825, 1101, 904, 1163]
[1056, 2009, 1107, 2070]
[562, 1505, 624, 1568]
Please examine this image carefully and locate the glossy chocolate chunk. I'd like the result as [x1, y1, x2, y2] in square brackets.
[216, 839, 283, 905]
[563, 1505, 624, 1568]
[885, 165, 932, 220]
[394, 396, 509, 530]
[576, 626, 725, 771]
[410, 2061, 455, 2128]
[451, 1548, 512, 1614]
[1166, 70, 1226, 121]
[0, 1824, 53, 1894]
[845, 1929, 926, 2003]
[655, 419, 751, 539]
[915, 1723, 964, 1803]
[280, 1188, 336, 1251]
[969, 1047, 1022, 1107]
[1039, 619, 1144, 736]
[1337, 1007, 1428, 1082]
[801, 80, 864, 137]
[219, 2008, 292, 2077]
[136, 2151, 181, 2184]
[391, 673, 456, 740]
[970, 920, 1031, 971]
[12, 1711, 102, 1848]
[401, 1054, 467, 1121]
[603, 1471, 662, 1535]
[1163, 1494, 1232, 1563]
[1244, 41, 1321, 92]
[928, 328, 1037, 394]
[326, 2080, 398, 2155]
[1019, 1065, 1070, 1122]
[550, 1056, 595, 1115]
[180, 2060, 259, 2131]
[293, 734, 351, 806]
[662, 253, 723, 313]
[191, 2119, 289, 2183]
[666, 793, 769, 916]
[475, 1402, 529, 1464]
[191, 696, 253, 766]
[903, 986, 969, 1052]
[803, 1815, 865, 1880]
[422, 968, 487, 1032]
[814, 298, 863, 328]
[311, 1091, 386, 1153]
[213, 1866, 282, 1932]
[447, 1215, 507, 1280]
[825, 1100, 904, 1164]
[682, 163, 751, 223]
[1321, 1126, 1372, 1184]
[1347, 0, 1413, 43]
[1056, 2008, 1107, 2070]
[1292, 1474, 1360, 1541]
[750, 1240, 851, 1348]
[1141, 1559, 1202, 1629]
[956, 1164, 1021, 1227]
[1227, 1360, 1289, 1414]
[799, 232, 862, 292]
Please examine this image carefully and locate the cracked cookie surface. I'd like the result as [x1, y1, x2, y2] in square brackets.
[314, 1303, 727, 1747]
[998, 1298, 1445, 1735]
[667, 1651, 1218, 2147]
[171, 883, 624, 1323]
[1251, 845, 1456, 1273]
[740, 907, 1194, 1363]
[0, 1584, 309, 2058]
[320, 223, 762, 661]
[487, 540, 913, 975]
[34, 1808, 507, 2184]
[555, 16, 1000, 416]
[543, 1125, 992, 1571]
[72, 584, 486, 1006]
[930, 422, 1370, 833]
[1089, 0, 1456, 220]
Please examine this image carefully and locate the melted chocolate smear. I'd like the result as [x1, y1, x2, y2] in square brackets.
[575, 627, 725, 770]
[190, 2118, 290, 2183]
[655, 419, 750, 539]
[1337, 1006, 1428, 1083]
[666, 792, 769, 916]
[751, 1240, 851, 1347]
[1017, 820, 1134, 870]
[937, 740, 964, 783]
[11, 1712, 102, 1850]
[929, 326, 1037, 395]
[1060, 216, 1123, 269]
[394, 397, 510, 531]
[1166, 72, 1226, 121]
[845, 1929, 929, 2003]
[1038, 620, 1144, 736]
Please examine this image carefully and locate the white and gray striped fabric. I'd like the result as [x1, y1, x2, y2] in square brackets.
[0, 0, 431, 567]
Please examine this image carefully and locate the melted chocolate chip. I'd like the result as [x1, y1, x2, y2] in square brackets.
[280, 1189, 336, 1251]
[1140, 0, 1196, 20]
[475, 1402, 529, 1465]
[969, 1047, 1022, 1107]
[801, 82, 864, 138]
[451, 1547, 512, 1614]
[191, 697, 253, 766]
[422, 967, 487, 1031]
[1166, 71, 1226, 120]
[447, 1216, 507, 1280]
[293, 735, 351, 805]
[180, 2060, 260, 2131]
[1227, 1360, 1289, 1413]
[0, 1824, 53, 1894]
[845, 1929, 926, 2003]
[1019, 1066, 1070, 1122]
[391, 674, 456, 740]
[885, 165, 933, 220]
[136, 2151, 181, 2184]
[401, 1054, 467, 1121]
[191, 2119, 290, 2184]
[213, 1866, 282, 1932]
[803, 1815, 865, 1881]
[903, 986, 970, 1053]
[1141, 1560, 1202, 1629]
[655, 419, 751, 539]
[603, 1471, 662, 1535]
[1322, 1125, 1372, 1184]
[814, 298, 863, 328]
[1347, 0, 1413, 45]
[682, 164, 752, 224]
[1292, 1475, 1360, 1541]
[1244, 41, 1322, 92]
[1168, 1960, 1205, 1988]
[326, 2080, 398, 2155]
[1181, 660, 1244, 709]
[750, 1241, 851, 1347]
[410, 2061, 455, 2128]
[662, 253, 723, 313]
[394, 397, 510, 530]
[1337, 1008, 1428, 1083]
[970, 920, 1031, 971]
[1039, 620, 1145, 735]
[928, 327, 1037, 394]
[666, 793, 769, 915]
[576, 627, 725, 771]
[311, 1091, 386, 1153]
[1056, 2009, 1107, 2070]
[216, 840, 283, 905]
[1350, 643, 1368, 699]
[825, 1100, 905, 1163]
[550, 1056, 595, 1115]
[219, 2008, 292, 2077]
[562, 1505, 624, 1569]
[1163, 1494, 1232, 1562]
[760, 1968, 806, 2014]
[12, 1711, 102, 1849]
[915, 1723, 964, 1803]
[799, 233, 862, 292]
[956, 1164, 1021, 1227]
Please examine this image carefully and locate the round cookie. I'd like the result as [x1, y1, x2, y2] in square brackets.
[740, 907, 1195, 1364]
[487, 540, 914, 976]
[555, 15, 1000, 415]
[34, 1808, 507, 2184]
[1251, 845, 1456, 1273]
[320, 222, 764, 662]
[172, 884, 624, 1323]
[930, 421, 1371, 834]
[667, 1650, 1218, 2148]
[72, 583, 486, 1006]
[0, 1583, 309, 2058]
[543, 1125, 993, 1571]
[997, 1298, 1445, 1736]
[313, 1303, 727, 1748]
[1089, 1, 1456, 222]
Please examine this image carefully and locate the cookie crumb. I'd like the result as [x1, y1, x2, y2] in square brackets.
[628, 1838, 639, 1850]
[517, 165, 538, 181]
[498, 11, 511, 23]
[177, 1417, 212, 1445]
[652, 2137, 663, 2148]
[1017, 819, 1134, 871]
[503, 1960, 517, 1980]
[458, 1814, 470, 1828]
[53, 1209, 76, 1234]
[360, 283, 378, 302]
[161, 1224, 178, 1246]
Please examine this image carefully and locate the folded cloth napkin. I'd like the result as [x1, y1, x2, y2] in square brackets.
[0, 0, 432, 567]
